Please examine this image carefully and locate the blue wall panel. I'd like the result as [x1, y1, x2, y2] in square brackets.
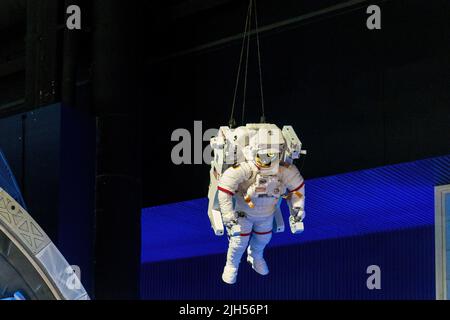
[141, 155, 450, 299]
[0, 149, 25, 207]
[141, 226, 435, 300]
[142, 155, 450, 264]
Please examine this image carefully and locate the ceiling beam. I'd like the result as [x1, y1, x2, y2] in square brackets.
[149, 0, 375, 64]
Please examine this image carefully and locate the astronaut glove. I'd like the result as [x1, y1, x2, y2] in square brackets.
[292, 208, 305, 222]
[290, 209, 305, 234]
[222, 211, 237, 226]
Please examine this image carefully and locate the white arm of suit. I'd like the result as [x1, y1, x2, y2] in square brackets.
[217, 163, 253, 222]
[280, 163, 305, 219]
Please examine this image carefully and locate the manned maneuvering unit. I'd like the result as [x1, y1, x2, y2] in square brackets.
[207, 123, 307, 284]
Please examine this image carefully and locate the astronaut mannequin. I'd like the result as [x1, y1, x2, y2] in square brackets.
[207, 124, 306, 285]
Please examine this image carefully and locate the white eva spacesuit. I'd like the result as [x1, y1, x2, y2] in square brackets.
[207, 124, 306, 284]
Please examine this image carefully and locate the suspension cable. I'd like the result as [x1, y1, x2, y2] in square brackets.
[254, 0, 266, 123]
[229, 0, 266, 127]
[229, 0, 252, 128]
[241, 0, 253, 125]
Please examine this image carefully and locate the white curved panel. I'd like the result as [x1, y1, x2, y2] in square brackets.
[0, 188, 89, 300]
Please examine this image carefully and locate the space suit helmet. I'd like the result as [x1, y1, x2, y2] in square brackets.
[250, 126, 283, 169]
[255, 151, 279, 168]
